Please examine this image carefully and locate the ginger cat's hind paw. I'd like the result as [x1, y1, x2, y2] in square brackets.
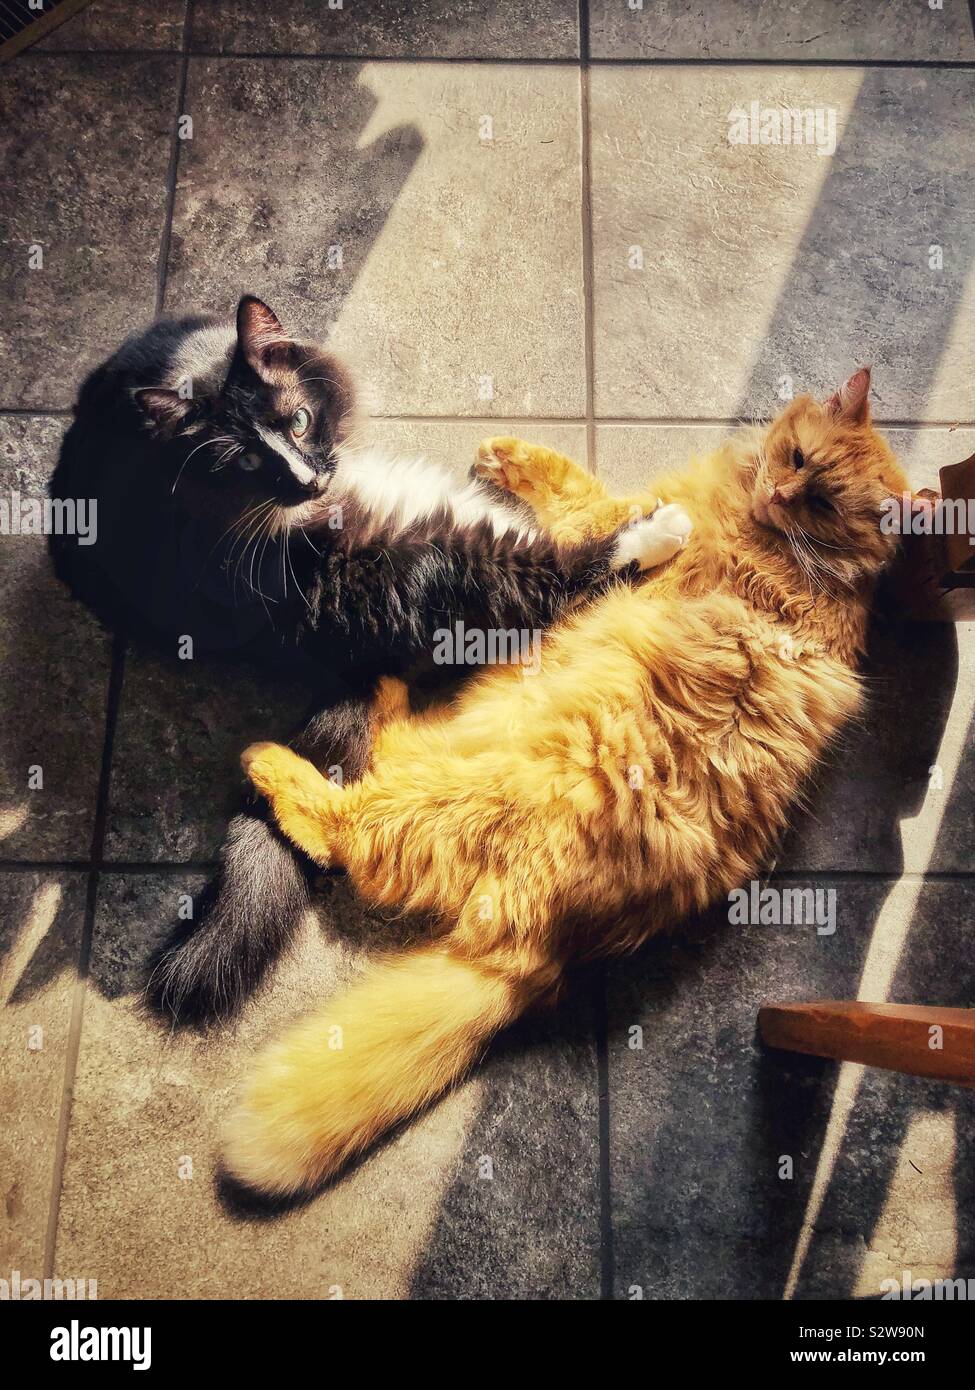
[612, 504, 692, 571]
[241, 741, 340, 867]
[240, 741, 308, 801]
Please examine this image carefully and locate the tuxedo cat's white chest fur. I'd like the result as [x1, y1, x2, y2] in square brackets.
[331, 448, 534, 541]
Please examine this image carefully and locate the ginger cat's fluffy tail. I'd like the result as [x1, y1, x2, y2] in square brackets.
[222, 943, 522, 1195]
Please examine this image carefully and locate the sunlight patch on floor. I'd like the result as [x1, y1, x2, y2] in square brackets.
[0, 878, 61, 1005]
[854, 1109, 957, 1296]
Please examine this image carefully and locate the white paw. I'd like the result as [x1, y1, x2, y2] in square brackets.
[611, 506, 692, 571]
[651, 502, 693, 542]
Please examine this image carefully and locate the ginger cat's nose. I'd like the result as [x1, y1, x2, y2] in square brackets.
[770, 488, 785, 505]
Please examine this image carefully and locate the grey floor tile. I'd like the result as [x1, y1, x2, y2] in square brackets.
[54, 871, 597, 1297]
[0, 870, 86, 1281]
[589, 0, 975, 61]
[367, 417, 589, 470]
[607, 878, 975, 1300]
[165, 57, 586, 417]
[590, 66, 975, 423]
[191, 0, 579, 59]
[37, 0, 186, 51]
[0, 54, 181, 409]
[105, 649, 310, 862]
[595, 422, 726, 485]
[409, 992, 601, 1300]
[0, 416, 110, 860]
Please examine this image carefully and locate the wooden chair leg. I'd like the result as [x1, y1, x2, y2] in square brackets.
[758, 1001, 975, 1086]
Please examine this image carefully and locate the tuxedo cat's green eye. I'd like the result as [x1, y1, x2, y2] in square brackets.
[290, 408, 311, 439]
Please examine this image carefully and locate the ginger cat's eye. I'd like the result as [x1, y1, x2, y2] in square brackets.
[290, 407, 311, 439]
[793, 447, 805, 469]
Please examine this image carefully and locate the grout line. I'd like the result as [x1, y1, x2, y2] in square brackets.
[365, 413, 593, 427]
[294, 413, 975, 431]
[22, 49, 975, 70]
[3, 409, 974, 429]
[42, 634, 126, 1280]
[578, 0, 597, 476]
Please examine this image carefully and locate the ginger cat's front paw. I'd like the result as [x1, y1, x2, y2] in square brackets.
[612, 505, 692, 571]
[475, 436, 575, 502]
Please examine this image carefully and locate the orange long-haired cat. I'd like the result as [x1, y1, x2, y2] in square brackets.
[224, 368, 909, 1196]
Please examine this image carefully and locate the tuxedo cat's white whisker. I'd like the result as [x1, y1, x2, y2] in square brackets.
[248, 510, 280, 611]
[225, 501, 275, 570]
[297, 525, 323, 559]
[231, 503, 276, 599]
[241, 515, 271, 601]
[213, 444, 240, 470]
[284, 527, 311, 611]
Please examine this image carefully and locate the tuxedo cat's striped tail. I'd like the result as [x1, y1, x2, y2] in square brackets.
[222, 937, 539, 1195]
[147, 690, 375, 1025]
[147, 811, 312, 1025]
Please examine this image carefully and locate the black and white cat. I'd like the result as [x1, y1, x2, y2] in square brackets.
[50, 296, 689, 1023]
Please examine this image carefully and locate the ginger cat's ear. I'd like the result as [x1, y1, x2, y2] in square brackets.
[236, 295, 287, 376]
[823, 366, 872, 424]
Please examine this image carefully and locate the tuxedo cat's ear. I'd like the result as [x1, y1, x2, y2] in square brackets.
[823, 366, 871, 424]
[134, 387, 193, 438]
[237, 295, 287, 376]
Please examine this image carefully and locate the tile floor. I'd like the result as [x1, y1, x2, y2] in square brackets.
[1, 0, 974, 1299]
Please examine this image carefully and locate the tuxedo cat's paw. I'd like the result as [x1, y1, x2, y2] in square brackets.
[612, 506, 692, 571]
[651, 502, 693, 542]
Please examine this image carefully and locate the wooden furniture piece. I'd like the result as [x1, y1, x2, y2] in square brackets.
[758, 1002, 975, 1087]
[884, 452, 975, 620]
[939, 453, 975, 588]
